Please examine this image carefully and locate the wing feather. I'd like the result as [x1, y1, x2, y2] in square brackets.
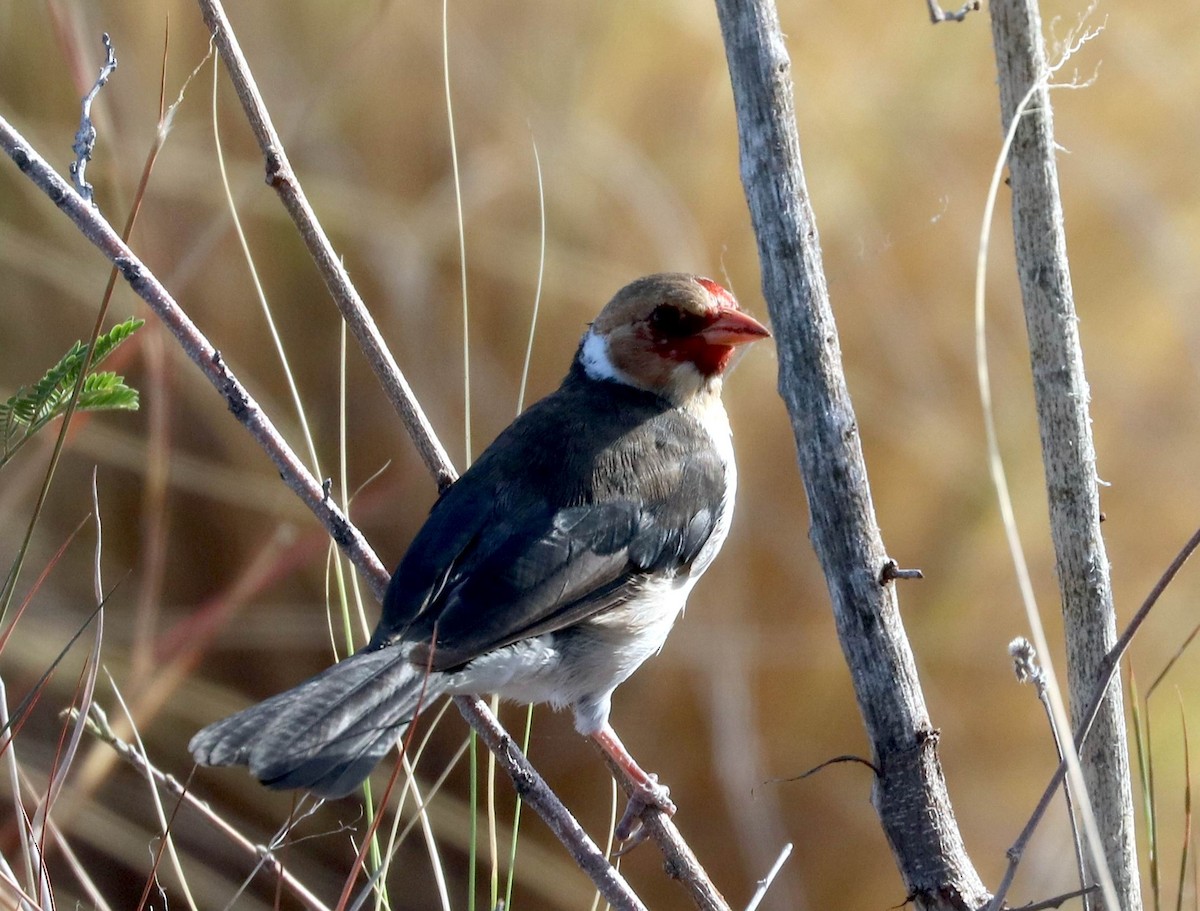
[369, 366, 726, 671]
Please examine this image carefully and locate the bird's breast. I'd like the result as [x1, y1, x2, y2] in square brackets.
[684, 395, 737, 579]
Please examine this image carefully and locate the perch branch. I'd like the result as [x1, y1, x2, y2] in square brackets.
[191, 2, 730, 906]
[712, 0, 989, 907]
[988, 2, 1139, 909]
[0, 114, 646, 911]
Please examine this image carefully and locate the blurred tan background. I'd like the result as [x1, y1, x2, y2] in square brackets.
[2, 0, 1199, 908]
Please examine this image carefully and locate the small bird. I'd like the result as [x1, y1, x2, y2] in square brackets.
[190, 273, 769, 837]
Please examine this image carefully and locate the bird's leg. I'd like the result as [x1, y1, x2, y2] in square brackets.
[591, 723, 676, 843]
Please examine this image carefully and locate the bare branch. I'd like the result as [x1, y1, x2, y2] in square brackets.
[988, 1, 1139, 908]
[712, 0, 988, 907]
[195, 0, 456, 492]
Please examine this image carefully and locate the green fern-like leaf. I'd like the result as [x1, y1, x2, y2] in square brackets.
[90, 317, 142, 366]
[77, 371, 140, 412]
[1, 317, 145, 468]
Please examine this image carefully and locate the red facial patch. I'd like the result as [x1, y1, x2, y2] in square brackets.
[694, 277, 738, 310]
[656, 336, 735, 376]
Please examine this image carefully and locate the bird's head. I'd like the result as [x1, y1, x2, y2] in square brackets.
[579, 273, 771, 405]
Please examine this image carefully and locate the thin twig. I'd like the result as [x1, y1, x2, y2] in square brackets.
[743, 843, 792, 911]
[74, 705, 330, 911]
[769, 754, 881, 784]
[1013, 885, 1099, 911]
[879, 560, 923, 583]
[927, 1, 981, 24]
[1009, 639, 1089, 907]
[990, 525, 1200, 910]
[195, 0, 455, 492]
[69, 33, 117, 204]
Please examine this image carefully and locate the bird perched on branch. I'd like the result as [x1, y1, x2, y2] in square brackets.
[190, 273, 770, 840]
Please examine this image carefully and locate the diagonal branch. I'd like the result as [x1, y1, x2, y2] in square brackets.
[197, 0, 455, 493]
[1, 119, 379, 586]
[712, 1, 989, 907]
[988, 525, 1200, 910]
[190, 2, 731, 906]
[0, 114, 645, 911]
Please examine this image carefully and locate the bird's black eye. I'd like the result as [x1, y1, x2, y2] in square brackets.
[649, 305, 706, 337]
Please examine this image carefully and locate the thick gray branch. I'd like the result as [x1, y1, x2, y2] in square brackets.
[989, 3, 1140, 909]
[712, 1, 989, 907]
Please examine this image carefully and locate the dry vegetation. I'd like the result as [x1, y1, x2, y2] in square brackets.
[1, 1, 1198, 908]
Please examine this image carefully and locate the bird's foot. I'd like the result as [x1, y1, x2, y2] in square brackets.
[613, 773, 676, 850]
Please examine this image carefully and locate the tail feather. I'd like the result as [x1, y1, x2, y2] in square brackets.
[190, 648, 439, 798]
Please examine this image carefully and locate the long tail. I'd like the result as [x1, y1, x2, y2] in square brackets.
[189, 647, 441, 798]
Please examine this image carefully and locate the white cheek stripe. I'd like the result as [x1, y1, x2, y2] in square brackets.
[580, 329, 636, 387]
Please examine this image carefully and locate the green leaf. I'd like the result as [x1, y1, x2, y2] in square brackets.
[90, 317, 144, 367]
[77, 372, 140, 412]
[1, 317, 144, 468]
